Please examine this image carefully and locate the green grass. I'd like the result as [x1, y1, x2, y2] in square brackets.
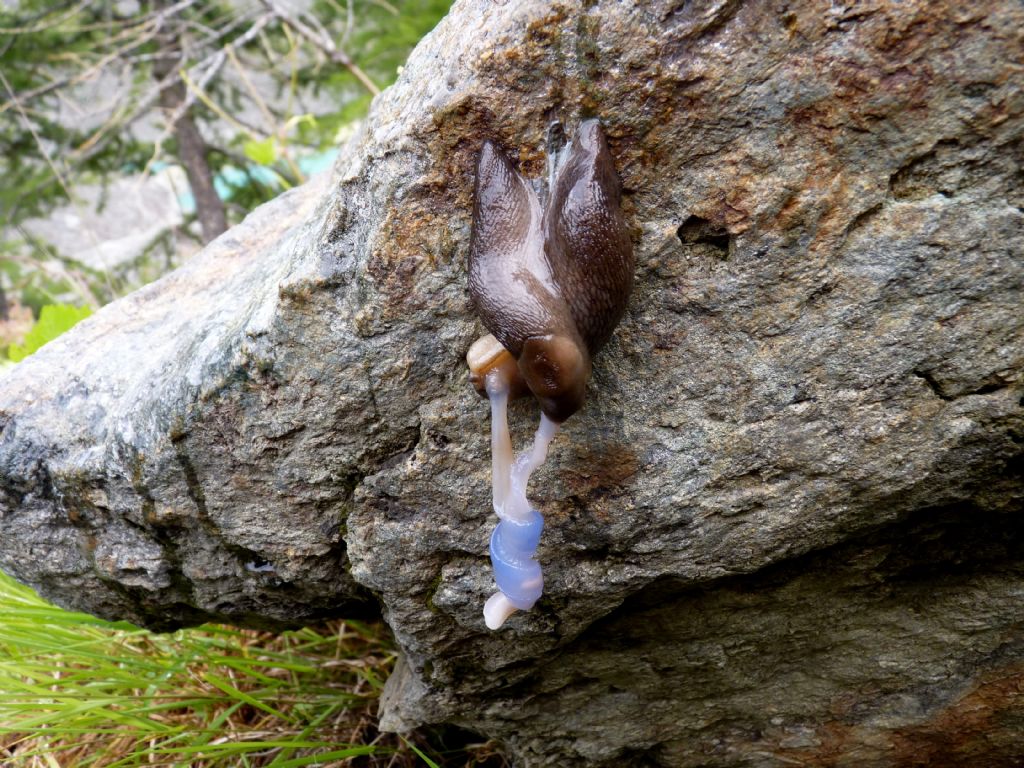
[0, 570, 504, 767]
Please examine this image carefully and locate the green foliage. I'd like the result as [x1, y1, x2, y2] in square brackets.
[243, 136, 278, 166]
[315, 0, 454, 87]
[0, 2, 159, 225]
[7, 303, 91, 361]
[0, 0, 454, 235]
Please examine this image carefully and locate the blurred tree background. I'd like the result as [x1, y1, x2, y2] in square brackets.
[0, 0, 451, 370]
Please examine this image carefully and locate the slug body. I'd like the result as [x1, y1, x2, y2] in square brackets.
[469, 119, 633, 422]
[466, 120, 633, 630]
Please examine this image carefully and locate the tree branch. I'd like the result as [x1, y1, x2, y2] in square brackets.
[259, 0, 381, 96]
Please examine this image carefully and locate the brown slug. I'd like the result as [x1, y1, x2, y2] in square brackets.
[467, 118, 633, 422]
[465, 120, 633, 630]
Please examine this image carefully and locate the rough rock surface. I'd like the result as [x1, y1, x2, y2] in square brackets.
[2, 0, 1023, 765]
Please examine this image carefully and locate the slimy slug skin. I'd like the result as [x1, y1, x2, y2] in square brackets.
[466, 120, 634, 629]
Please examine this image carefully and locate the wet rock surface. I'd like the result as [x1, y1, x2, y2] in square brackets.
[2, 0, 1023, 764]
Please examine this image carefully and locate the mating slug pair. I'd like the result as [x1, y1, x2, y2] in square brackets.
[465, 120, 633, 629]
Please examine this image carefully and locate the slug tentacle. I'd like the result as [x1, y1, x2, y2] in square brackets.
[467, 119, 633, 630]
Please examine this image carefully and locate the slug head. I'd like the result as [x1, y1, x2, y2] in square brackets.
[518, 334, 591, 423]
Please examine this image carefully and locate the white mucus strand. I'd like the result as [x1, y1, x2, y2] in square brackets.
[482, 369, 559, 630]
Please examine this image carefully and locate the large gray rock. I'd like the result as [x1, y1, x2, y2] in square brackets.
[2, 0, 1023, 764]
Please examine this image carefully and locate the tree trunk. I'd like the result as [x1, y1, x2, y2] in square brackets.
[151, 6, 227, 243]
